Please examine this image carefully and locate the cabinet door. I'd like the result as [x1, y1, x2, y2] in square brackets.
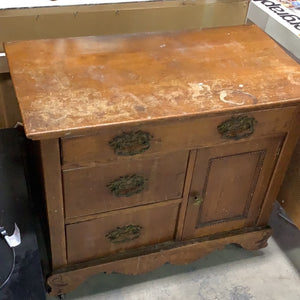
[182, 135, 283, 239]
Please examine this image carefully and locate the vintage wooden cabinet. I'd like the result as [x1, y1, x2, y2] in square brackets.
[4, 25, 300, 296]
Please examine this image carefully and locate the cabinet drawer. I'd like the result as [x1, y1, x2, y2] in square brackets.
[66, 200, 180, 264]
[63, 151, 188, 219]
[61, 106, 296, 167]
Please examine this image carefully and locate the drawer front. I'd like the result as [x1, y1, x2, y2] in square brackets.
[61, 106, 296, 167]
[63, 151, 188, 219]
[66, 200, 180, 264]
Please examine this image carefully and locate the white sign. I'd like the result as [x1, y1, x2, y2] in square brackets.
[248, 0, 300, 59]
[251, 0, 300, 36]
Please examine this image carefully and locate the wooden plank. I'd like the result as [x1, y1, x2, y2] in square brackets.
[47, 227, 272, 296]
[0, 0, 249, 52]
[40, 139, 67, 269]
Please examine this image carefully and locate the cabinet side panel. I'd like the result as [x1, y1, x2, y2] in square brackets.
[40, 139, 67, 269]
[278, 140, 300, 228]
[257, 107, 300, 225]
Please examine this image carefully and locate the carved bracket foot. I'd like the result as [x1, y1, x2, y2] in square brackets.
[48, 227, 272, 296]
[239, 229, 272, 250]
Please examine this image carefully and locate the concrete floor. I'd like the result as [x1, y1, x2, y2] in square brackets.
[48, 203, 300, 300]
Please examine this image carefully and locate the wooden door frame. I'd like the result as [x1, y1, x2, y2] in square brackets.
[182, 135, 284, 240]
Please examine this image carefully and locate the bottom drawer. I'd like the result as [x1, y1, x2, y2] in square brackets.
[66, 200, 180, 264]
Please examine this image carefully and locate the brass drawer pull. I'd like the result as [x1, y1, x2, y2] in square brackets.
[106, 224, 143, 243]
[107, 174, 146, 197]
[109, 130, 152, 156]
[217, 115, 257, 140]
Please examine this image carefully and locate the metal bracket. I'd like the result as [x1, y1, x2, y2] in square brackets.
[0, 223, 21, 248]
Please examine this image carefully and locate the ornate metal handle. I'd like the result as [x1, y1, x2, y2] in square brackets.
[106, 224, 143, 243]
[107, 174, 146, 197]
[191, 194, 203, 206]
[217, 115, 257, 140]
[109, 130, 152, 156]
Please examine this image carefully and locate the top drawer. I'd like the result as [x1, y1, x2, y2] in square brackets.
[61, 106, 296, 167]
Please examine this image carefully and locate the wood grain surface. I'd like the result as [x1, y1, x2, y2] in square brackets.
[182, 135, 283, 239]
[39, 139, 67, 269]
[48, 227, 272, 296]
[66, 199, 180, 264]
[5, 24, 299, 296]
[61, 106, 296, 166]
[63, 151, 188, 218]
[5, 25, 300, 140]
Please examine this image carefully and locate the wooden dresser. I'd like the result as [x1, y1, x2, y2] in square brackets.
[5, 25, 300, 296]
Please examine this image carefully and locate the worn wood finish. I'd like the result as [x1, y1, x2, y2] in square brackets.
[66, 199, 180, 264]
[48, 227, 272, 295]
[257, 108, 300, 225]
[182, 135, 283, 239]
[5, 25, 300, 140]
[61, 106, 296, 167]
[40, 139, 67, 269]
[5, 25, 300, 296]
[63, 151, 188, 218]
[0, 1, 249, 127]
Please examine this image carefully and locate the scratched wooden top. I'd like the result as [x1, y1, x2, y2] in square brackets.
[5, 25, 300, 140]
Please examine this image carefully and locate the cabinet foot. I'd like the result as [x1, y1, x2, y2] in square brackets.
[47, 227, 272, 296]
[239, 230, 271, 250]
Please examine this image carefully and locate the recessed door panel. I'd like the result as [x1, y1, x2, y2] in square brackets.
[182, 135, 284, 240]
[197, 150, 264, 226]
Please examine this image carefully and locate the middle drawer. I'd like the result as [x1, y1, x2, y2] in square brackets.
[63, 150, 189, 219]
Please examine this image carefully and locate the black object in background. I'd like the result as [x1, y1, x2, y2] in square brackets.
[0, 128, 45, 300]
